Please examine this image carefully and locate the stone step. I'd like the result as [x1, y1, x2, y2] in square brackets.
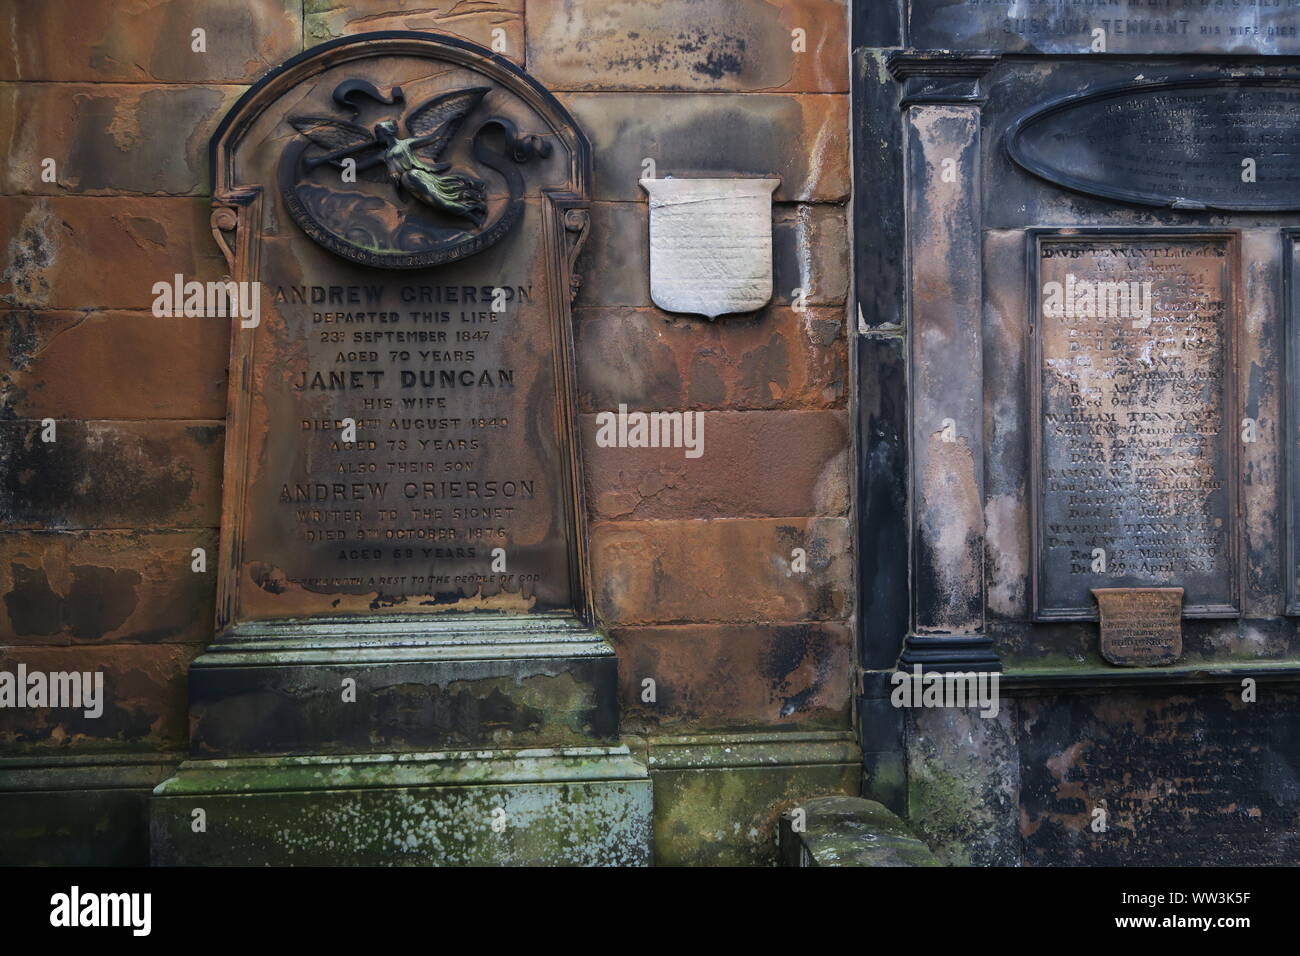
[778, 795, 942, 867]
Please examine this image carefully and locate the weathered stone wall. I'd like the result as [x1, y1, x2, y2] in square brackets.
[0, 0, 855, 865]
[855, 5, 1300, 868]
[0, 0, 302, 864]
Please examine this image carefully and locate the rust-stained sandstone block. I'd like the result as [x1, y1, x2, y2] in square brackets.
[0, 530, 217, 645]
[526, 0, 848, 93]
[575, 305, 847, 412]
[580, 409, 849, 520]
[0, 84, 245, 196]
[306, 0, 525, 65]
[612, 622, 853, 733]
[590, 516, 853, 625]
[561, 91, 849, 202]
[0, 198, 225, 310]
[1, 310, 229, 419]
[0, 0, 302, 83]
[0, 420, 224, 530]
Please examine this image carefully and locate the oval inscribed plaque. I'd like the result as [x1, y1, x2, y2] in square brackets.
[1007, 78, 1300, 211]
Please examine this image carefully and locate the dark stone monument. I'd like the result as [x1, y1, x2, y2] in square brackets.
[856, 1, 1300, 863]
[858, 6, 1295, 677]
[150, 32, 650, 866]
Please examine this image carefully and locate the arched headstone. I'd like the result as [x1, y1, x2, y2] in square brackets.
[152, 33, 649, 867]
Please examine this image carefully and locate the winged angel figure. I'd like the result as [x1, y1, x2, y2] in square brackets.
[289, 87, 492, 225]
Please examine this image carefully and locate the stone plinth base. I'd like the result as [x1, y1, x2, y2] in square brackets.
[150, 745, 652, 866]
[187, 616, 618, 756]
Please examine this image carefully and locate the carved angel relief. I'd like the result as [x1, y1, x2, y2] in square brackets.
[279, 79, 550, 268]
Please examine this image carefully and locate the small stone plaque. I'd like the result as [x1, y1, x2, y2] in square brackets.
[640, 177, 779, 319]
[1093, 587, 1184, 667]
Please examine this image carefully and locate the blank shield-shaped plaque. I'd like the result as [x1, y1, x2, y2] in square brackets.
[1093, 588, 1184, 667]
[640, 177, 780, 319]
